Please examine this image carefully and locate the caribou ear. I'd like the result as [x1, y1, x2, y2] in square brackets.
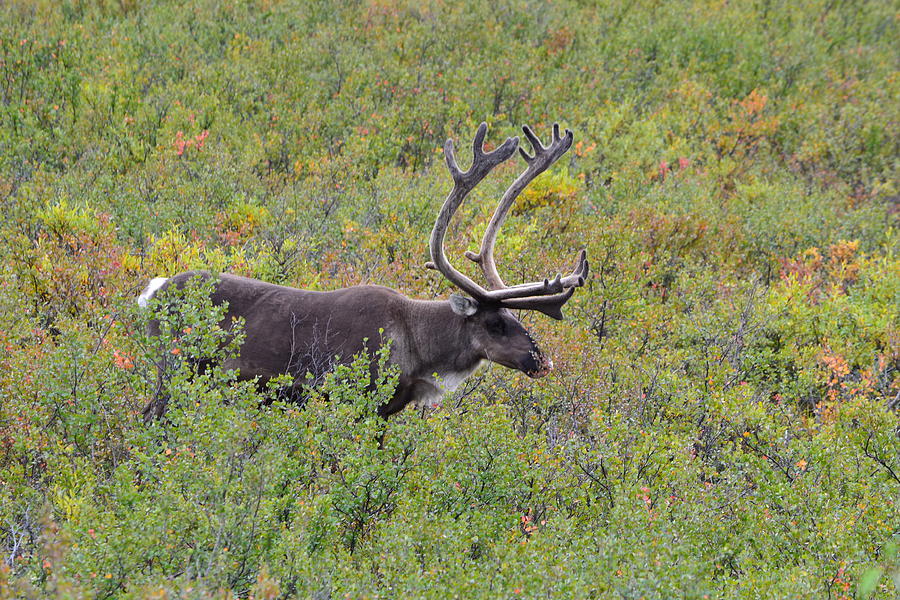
[449, 294, 479, 317]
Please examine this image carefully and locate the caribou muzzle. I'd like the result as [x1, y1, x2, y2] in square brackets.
[524, 352, 553, 378]
[529, 358, 554, 378]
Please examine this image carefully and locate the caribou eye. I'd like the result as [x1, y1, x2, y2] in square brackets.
[486, 318, 506, 335]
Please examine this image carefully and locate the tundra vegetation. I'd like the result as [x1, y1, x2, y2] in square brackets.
[0, 0, 897, 598]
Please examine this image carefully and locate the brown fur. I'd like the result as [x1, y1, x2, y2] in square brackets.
[142, 271, 550, 418]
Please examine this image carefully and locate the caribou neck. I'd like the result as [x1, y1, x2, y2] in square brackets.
[400, 299, 483, 379]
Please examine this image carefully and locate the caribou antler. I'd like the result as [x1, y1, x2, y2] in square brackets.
[466, 123, 574, 289]
[426, 122, 519, 301]
[428, 122, 589, 319]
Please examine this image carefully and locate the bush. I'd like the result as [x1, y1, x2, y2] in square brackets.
[1, 0, 898, 597]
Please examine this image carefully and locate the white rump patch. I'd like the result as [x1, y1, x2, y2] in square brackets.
[137, 277, 169, 308]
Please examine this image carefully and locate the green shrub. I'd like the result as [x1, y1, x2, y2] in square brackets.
[1, 0, 898, 597]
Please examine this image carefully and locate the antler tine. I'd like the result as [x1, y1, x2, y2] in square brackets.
[467, 123, 577, 295]
[499, 250, 590, 320]
[427, 123, 519, 300]
[519, 122, 573, 164]
[559, 248, 589, 288]
[443, 137, 463, 185]
[472, 122, 488, 158]
[480, 249, 588, 301]
[501, 288, 575, 320]
[440, 122, 516, 186]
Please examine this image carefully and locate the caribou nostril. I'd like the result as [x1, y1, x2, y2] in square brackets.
[524, 355, 553, 378]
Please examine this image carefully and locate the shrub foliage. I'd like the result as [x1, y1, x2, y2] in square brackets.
[0, 0, 897, 598]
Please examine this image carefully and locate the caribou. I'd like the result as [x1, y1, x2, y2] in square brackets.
[139, 122, 589, 418]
